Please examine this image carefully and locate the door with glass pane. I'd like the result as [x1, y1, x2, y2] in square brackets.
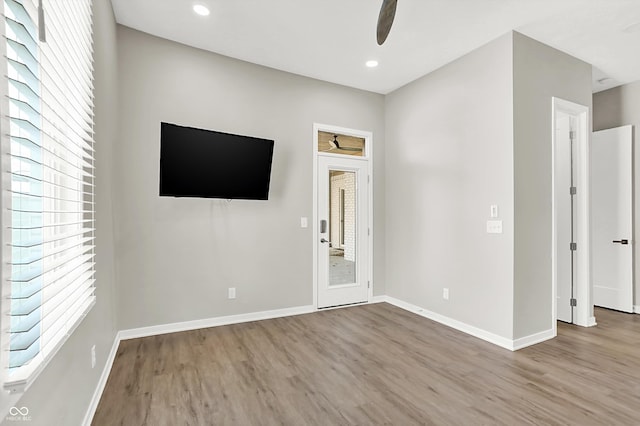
[317, 156, 368, 308]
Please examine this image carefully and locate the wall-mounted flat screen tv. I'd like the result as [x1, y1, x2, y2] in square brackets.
[160, 122, 274, 200]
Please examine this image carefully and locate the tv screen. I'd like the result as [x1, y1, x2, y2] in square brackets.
[159, 122, 274, 200]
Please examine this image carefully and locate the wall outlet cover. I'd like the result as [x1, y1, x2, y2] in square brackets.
[486, 220, 503, 234]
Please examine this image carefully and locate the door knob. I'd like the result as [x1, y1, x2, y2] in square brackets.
[612, 239, 629, 245]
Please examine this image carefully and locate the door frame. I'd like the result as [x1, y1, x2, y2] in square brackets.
[551, 97, 594, 333]
[312, 123, 373, 309]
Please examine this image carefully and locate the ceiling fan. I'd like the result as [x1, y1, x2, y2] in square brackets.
[377, 0, 398, 45]
[329, 135, 363, 152]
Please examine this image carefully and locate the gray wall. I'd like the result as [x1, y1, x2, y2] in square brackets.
[593, 81, 640, 306]
[114, 27, 385, 330]
[4, 0, 119, 424]
[384, 33, 516, 339]
[512, 32, 593, 339]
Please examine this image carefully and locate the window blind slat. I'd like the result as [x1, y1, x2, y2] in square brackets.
[10, 252, 94, 283]
[5, 0, 37, 41]
[9, 189, 96, 205]
[3, 0, 95, 386]
[12, 134, 94, 168]
[10, 238, 93, 265]
[11, 276, 95, 348]
[10, 219, 92, 230]
[9, 173, 94, 197]
[38, 291, 95, 354]
[8, 227, 94, 248]
[10, 159, 94, 184]
[11, 261, 94, 301]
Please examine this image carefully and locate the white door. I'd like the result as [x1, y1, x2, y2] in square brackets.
[592, 125, 633, 313]
[555, 114, 574, 323]
[317, 155, 369, 308]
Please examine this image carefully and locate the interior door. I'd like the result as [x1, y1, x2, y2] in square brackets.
[592, 125, 633, 313]
[317, 155, 369, 308]
[555, 114, 574, 322]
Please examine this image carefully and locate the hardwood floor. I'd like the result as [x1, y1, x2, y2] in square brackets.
[92, 304, 640, 425]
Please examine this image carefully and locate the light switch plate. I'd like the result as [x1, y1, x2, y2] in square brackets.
[490, 205, 498, 218]
[300, 217, 308, 228]
[486, 220, 503, 234]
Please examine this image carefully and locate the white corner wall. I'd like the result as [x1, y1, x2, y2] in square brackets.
[593, 81, 640, 307]
[114, 27, 386, 330]
[512, 32, 593, 338]
[384, 33, 515, 340]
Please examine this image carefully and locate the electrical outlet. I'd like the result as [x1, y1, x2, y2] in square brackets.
[91, 345, 96, 369]
[228, 287, 236, 299]
[443, 288, 449, 300]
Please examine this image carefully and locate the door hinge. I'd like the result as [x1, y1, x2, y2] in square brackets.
[570, 298, 577, 307]
[368, 281, 370, 289]
[368, 175, 370, 184]
[570, 242, 577, 251]
[569, 130, 575, 140]
[570, 186, 577, 195]
[368, 228, 370, 236]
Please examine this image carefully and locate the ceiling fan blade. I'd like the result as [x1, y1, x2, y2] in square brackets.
[377, 0, 397, 45]
[332, 135, 363, 152]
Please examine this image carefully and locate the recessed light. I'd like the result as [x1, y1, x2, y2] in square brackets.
[622, 22, 640, 33]
[193, 4, 210, 16]
[366, 60, 379, 68]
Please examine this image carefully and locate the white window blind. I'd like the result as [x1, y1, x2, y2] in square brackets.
[1, 0, 95, 391]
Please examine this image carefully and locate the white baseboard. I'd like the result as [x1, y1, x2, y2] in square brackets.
[370, 295, 387, 304]
[512, 328, 555, 350]
[82, 295, 560, 424]
[82, 304, 315, 425]
[587, 316, 598, 326]
[82, 332, 121, 426]
[119, 305, 315, 340]
[382, 296, 516, 350]
[634, 305, 640, 314]
[381, 296, 555, 351]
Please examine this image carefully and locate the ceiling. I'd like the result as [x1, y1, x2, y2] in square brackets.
[111, 0, 640, 94]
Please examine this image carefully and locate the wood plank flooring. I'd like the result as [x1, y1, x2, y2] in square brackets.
[92, 304, 640, 425]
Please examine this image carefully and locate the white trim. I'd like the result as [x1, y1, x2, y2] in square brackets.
[381, 296, 555, 351]
[119, 305, 315, 341]
[82, 333, 121, 426]
[312, 123, 374, 309]
[81, 296, 562, 423]
[551, 98, 592, 329]
[313, 126, 319, 309]
[512, 328, 556, 350]
[634, 306, 640, 314]
[82, 304, 316, 425]
[587, 316, 598, 326]
[382, 297, 514, 350]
